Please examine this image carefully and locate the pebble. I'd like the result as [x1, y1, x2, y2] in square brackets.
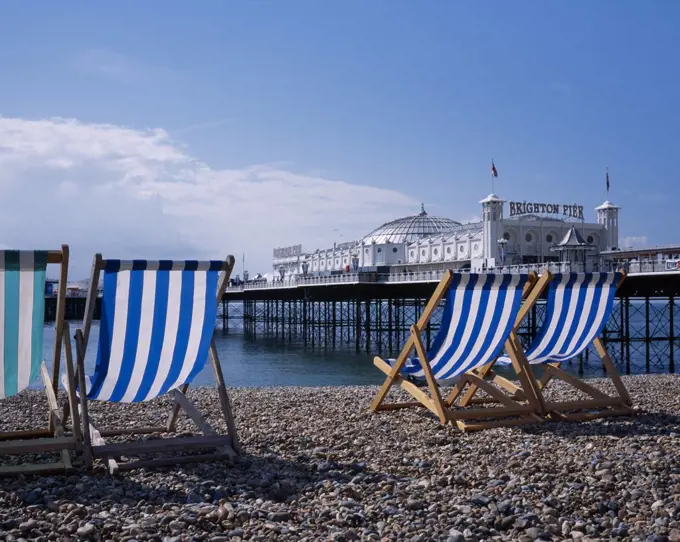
[0, 376, 678, 541]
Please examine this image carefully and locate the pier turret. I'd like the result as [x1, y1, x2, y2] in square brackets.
[595, 200, 621, 251]
[480, 193, 505, 265]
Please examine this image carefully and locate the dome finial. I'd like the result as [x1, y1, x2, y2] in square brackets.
[420, 202, 427, 216]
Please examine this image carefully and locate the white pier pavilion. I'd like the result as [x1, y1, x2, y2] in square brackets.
[271, 194, 622, 280]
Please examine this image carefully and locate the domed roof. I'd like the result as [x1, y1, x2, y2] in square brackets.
[362, 204, 461, 244]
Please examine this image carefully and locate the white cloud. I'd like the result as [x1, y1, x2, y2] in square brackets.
[0, 116, 419, 278]
[621, 235, 648, 248]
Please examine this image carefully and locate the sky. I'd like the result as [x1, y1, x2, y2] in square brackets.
[0, 0, 678, 279]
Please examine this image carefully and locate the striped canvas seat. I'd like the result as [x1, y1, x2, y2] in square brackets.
[82, 260, 223, 403]
[0, 251, 48, 399]
[392, 273, 530, 381]
[521, 272, 621, 365]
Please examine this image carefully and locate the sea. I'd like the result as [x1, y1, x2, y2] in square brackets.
[35, 297, 676, 391]
[39, 321, 383, 390]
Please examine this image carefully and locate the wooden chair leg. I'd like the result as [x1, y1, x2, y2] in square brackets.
[210, 340, 240, 452]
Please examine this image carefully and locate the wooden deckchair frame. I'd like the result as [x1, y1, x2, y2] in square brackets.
[459, 270, 634, 422]
[0, 245, 83, 476]
[370, 270, 550, 431]
[66, 254, 239, 474]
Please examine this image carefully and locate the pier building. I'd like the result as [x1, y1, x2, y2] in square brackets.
[272, 193, 622, 279]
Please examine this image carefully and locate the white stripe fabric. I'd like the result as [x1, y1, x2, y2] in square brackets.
[389, 273, 530, 382]
[17, 252, 36, 393]
[84, 259, 222, 403]
[520, 272, 620, 365]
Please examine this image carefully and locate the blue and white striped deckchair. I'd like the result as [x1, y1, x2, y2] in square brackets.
[371, 271, 547, 431]
[69, 255, 238, 473]
[0, 246, 83, 476]
[493, 271, 633, 420]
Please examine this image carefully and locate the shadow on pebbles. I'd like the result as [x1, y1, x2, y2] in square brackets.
[0, 374, 679, 541]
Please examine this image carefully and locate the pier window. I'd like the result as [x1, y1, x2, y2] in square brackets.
[587, 235, 594, 244]
[525, 232, 533, 242]
[392, 247, 398, 253]
[503, 232, 510, 240]
[546, 234, 553, 243]
[433, 248, 439, 256]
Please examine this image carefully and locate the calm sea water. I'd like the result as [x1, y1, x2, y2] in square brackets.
[39, 321, 383, 390]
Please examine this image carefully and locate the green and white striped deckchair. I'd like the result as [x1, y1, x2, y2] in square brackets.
[0, 246, 82, 476]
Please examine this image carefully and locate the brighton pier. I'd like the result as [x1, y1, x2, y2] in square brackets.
[217, 191, 680, 377]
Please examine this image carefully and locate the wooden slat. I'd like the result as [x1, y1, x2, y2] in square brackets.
[209, 340, 240, 452]
[100, 426, 166, 437]
[61, 323, 83, 442]
[50, 244, 68, 391]
[75, 330, 94, 469]
[93, 435, 234, 458]
[0, 461, 67, 477]
[594, 337, 632, 405]
[411, 327, 447, 423]
[0, 429, 52, 440]
[81, 255, 102, 348]
[0, 437, 77, 455]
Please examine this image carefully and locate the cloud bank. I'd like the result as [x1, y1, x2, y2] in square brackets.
[0, 116, 418, 278]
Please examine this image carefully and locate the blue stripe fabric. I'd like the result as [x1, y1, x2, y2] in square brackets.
[132, 270, 169, 402]
[30, 252, 48, 388]
[184, 269, 220, 384]
[523, 272, 621, 364]
[3, 251, 20, 397]
[83, 260, 224, 402]
[158, 269, 195, 396]
[390, 273, 529, 381]
[0, 250, 48, 399]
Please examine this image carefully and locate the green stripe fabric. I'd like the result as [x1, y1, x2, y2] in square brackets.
[0, 251, 48, 399]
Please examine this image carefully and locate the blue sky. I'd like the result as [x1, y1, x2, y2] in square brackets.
[0, 1, 677, 276]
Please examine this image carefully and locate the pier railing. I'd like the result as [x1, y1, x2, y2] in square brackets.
[224, 259, 680, 293]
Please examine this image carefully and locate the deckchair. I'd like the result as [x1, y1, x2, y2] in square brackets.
[461, 271, 633, 421]
[66, 254, 239, 474]
[370, 270, 550, 431]
[0, 246, 83, 476]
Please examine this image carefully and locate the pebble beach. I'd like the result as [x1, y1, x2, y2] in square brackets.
[1, 374, 679, 542]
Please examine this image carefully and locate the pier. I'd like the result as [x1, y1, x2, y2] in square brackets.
[221, 263, 680, 376]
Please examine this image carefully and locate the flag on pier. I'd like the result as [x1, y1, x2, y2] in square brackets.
[491, 160, 498, 177]
[606, 169, 610, 194]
